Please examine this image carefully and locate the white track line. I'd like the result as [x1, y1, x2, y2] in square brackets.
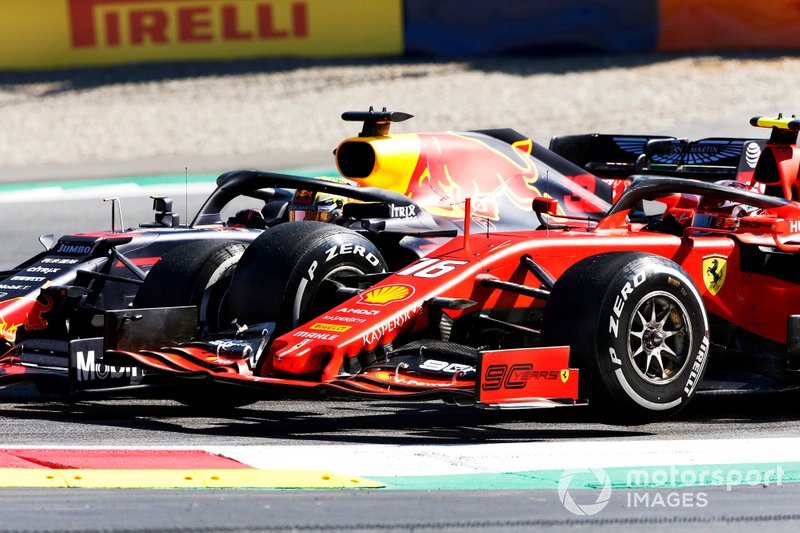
[208, 438, 800, 477]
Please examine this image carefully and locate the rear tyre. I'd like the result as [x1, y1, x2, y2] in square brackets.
[133, 240, 246, 333]
[225, 222, 387, 333]
[542, 252, 709, 423]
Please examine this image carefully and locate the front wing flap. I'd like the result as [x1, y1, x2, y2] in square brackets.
[108, 344, 585, 408]
[476, 346, 583, 409]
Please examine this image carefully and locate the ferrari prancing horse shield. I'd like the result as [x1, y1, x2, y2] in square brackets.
[703, 257, 727, 296]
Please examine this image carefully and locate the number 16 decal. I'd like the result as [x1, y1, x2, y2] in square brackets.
[397, 258, 469, 278]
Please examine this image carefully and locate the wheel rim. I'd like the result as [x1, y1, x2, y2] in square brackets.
[626, 290, 692, 385]
[293, 264, 368, 327]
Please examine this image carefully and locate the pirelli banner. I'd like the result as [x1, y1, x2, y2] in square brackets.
[0, 0, 403, 69]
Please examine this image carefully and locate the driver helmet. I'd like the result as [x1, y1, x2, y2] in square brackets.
[693, 180, 752, 230]
[289, 176, 354, 222]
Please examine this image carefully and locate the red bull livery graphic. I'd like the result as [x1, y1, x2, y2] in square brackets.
[0, 297, 53, 343]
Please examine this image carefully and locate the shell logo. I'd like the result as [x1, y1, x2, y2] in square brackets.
[359, 284, 414, 306]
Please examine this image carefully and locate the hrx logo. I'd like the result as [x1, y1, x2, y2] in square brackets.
[68, 0, 309, 48]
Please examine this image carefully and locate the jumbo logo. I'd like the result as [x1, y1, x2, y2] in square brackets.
[703, 256, 727, 296]
[0, 296, 53, 343]
[68, 0, 308, 48]
[359, 285, 413, 306]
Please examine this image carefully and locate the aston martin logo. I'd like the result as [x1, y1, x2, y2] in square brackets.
[359, 285, 414, 305]
[703, 257, 727, 296]
[560, 369, 570, 383]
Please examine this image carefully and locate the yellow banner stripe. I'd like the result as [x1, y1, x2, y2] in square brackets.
[0, 469, 383, 489]
[0, 0, 404, 70]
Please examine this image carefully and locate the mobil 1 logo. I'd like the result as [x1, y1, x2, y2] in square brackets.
[69, 338, 144, 390]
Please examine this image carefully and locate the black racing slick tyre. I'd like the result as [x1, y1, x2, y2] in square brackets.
[224, 222, 387, 333]
[133, 240, 246, 332]
[542, 252, 710, 423]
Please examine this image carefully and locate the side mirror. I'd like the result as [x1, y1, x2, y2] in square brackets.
[151, 196, 180, 227]
[532, 197, 559, 216]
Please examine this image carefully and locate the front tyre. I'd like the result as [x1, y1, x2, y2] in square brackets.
[224, 222, 387, 333]
[542, 252, 710, 422]
[133, 240, 246, 333]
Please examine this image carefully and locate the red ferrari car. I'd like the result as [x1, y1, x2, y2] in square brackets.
[89, 115, 800, 422]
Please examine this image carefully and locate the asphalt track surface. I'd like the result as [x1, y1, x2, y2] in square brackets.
[1, 120, 799, 531]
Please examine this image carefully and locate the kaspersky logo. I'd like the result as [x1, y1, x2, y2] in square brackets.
[68, 0, 309, 48]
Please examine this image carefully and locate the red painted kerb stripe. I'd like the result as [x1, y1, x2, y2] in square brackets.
[0, 449, 249, 469]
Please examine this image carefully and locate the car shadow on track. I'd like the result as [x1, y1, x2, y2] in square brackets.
[0, 385, 798, 444]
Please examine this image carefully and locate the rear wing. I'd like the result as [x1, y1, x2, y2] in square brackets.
[549, 134, 766, 183]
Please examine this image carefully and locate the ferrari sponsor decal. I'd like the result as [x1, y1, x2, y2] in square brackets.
[321, 314, 366, 324]
[337, 307, 380, 316]
[481, 364, 562, 390]
[0, 296, 53, 343]
[359, 284, 414, 306]
[309, 322, 351, 333]
[386, 374, 457, 388]
[703, 256, 727, 296]
[361, 308, 418, 346]
[293, 331, 338, 341]
[478, 347, 578, 405]
[418, 360, 475, 374]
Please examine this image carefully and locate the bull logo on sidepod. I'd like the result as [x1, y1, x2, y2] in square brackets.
[405, 133, 541, 220]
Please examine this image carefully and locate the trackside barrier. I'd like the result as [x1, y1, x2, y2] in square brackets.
[404, 0, 659, 56]
[0, 0, 403, 70]
[0, 0, 797, 70]
[404, 0, 800, 56]
[658, 0, 800, 51]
